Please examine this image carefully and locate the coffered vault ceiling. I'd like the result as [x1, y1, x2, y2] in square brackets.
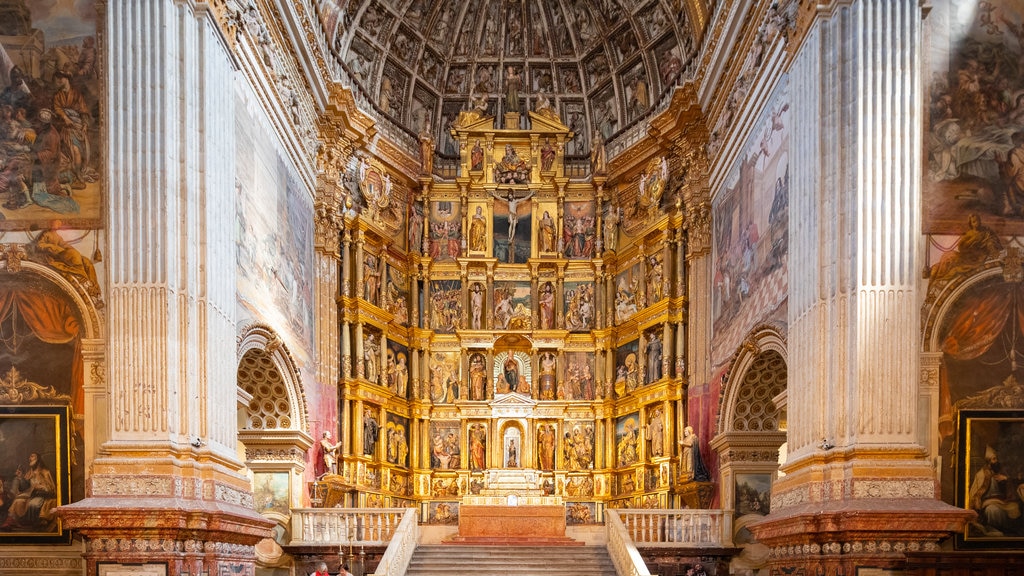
[317, 0, 702, 156]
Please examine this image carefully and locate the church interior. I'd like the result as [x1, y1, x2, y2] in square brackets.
[1, 0, 1024, 574]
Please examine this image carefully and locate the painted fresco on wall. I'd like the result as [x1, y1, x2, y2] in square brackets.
[614, 339, 640, 398]
[385, 340, 409, 398]
[429, 279, 462, 333]
[563, 351, 596, 401]
[383, 265, 409, 326]
[562, 200, 596, 259]
[564, 281, 595, 332]
[385, 413, 410, 468]
[428, 200, 461, 261]
[614, 262, 643, 324]
[493, 281, 531, 330]
[0, 2, 101, 228]
[936, 276, 1024, 522]
[492, 190, 533, 263]
[711, 76, 789, 367]
[236, 89, 314, 367]
[924, 2, 1024, 234]
[429, 420, 461, 470]
[428, 351, 460, 404]
[564, 420, 594, 471]
[615, 413, 641, 467]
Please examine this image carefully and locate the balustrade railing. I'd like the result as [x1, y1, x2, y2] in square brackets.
[615, 509, 726, 548]
[290, 508, 410, 546]
[367, 508, 419, 576]
[606, 509, 654, 576]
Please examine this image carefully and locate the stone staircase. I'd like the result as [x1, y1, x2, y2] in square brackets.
[405, 544, 618, 576]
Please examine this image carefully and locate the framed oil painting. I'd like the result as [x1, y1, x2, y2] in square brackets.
[253, 472, 290, 516]
[955, 410, 1024, 549]
[0, 405, 71, 544]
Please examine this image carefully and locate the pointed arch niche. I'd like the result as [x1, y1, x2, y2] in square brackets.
[710, 324, 787, 557]
[236, 323, 313, 539]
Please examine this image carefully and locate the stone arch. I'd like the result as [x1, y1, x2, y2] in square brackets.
[6, 261, 104, 340]
[237, 323, 309, 433]
[717, 323, 788, 435]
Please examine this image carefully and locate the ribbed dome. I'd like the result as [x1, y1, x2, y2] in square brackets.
[317, 0, 699, 156]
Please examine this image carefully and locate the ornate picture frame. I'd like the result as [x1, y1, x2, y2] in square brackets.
[955, 409, 1024, 549]
[0, 405, 71, 544]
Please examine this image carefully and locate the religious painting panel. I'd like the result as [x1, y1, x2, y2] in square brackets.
[385, 340, 410, 398]
[384, 265, 409, 325]
[735, 473, 771, 517]
[477, 1, 501, 56]
[563, 352, 596, 401]
[562, 101, 588, 156]
[451, 4, 477, 58]
[492, 190, 533, 263]
[545, 3, 574, 57]
[614, 262, 643, 324]
[0, 405, 71, 543]
[566, 502, 596, 525]
[923, 2, 1024, 235]
[428, 420, 461, 470]
[360, 2, 394, 42]
[564, 281, 595, 332]
[0, 3, 102, 229]
[428, 201, 462, 261]
[564, 421, 595, 471]
[467, 422, 488, 471]
[494, 350, 532, 396]
[445, 66, 469, 95]
[253, 472, 289, 516]
[653, 33, 684, 90]
[590, 82, 618, 141]
[428, 350, 461, 404]
[614, 339, 640, 397]
[562, 201, 597, 259]
[385, 413, 410, 468]
[616, 413, 641, 467]
[506, 4, 526, 57]
[564, 475, 595, 498]
[425, 501, 459, 524]
[710, 76, 789, 367]
[236, 87, 315, 367]
[493, 281, 532, 330]
[955, 410, 1024, 549]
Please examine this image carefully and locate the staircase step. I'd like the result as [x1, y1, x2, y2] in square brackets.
[405, 545, 617, 576]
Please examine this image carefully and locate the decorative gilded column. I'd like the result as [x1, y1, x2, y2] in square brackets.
[58, 1, 271, 573]
[749, 2, 971, 573]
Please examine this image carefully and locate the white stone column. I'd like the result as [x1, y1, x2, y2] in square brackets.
[752, 1, 971, 570]
[60, 0, 271, 572]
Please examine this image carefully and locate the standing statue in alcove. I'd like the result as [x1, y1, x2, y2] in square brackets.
[679, 426, 710, 482]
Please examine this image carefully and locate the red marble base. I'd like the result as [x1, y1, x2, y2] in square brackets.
[452, 505, 576, 546]
[748, 498, 975, 576]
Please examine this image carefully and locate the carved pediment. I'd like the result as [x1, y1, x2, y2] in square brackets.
[489, 392, 538, 407]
